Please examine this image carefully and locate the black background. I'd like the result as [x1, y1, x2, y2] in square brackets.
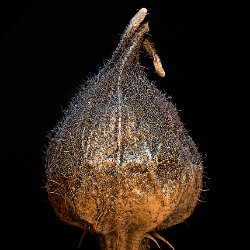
[1, 0, 248, 249]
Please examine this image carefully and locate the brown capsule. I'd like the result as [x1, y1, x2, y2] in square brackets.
[45, 7, 203, 250]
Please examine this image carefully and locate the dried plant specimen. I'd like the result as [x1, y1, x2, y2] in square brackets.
[45, 7, 203, 250]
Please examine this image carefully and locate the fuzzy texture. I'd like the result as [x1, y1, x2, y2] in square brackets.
[45, 8, 203, 250]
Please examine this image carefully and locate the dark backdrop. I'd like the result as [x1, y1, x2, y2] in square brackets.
[1, 0, 248, 249]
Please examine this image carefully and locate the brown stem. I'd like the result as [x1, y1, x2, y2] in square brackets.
[99, 232, 149, 250]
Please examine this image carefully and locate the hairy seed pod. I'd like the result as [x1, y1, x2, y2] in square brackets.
[45, 8, 203, 250]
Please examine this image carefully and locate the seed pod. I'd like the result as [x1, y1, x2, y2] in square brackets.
[45, 7, 203, 250]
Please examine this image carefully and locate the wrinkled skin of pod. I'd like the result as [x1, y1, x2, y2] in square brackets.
[45, 7, 203, 250]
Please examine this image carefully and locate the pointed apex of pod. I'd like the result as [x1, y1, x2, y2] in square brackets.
[110, 7, 165, 78]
